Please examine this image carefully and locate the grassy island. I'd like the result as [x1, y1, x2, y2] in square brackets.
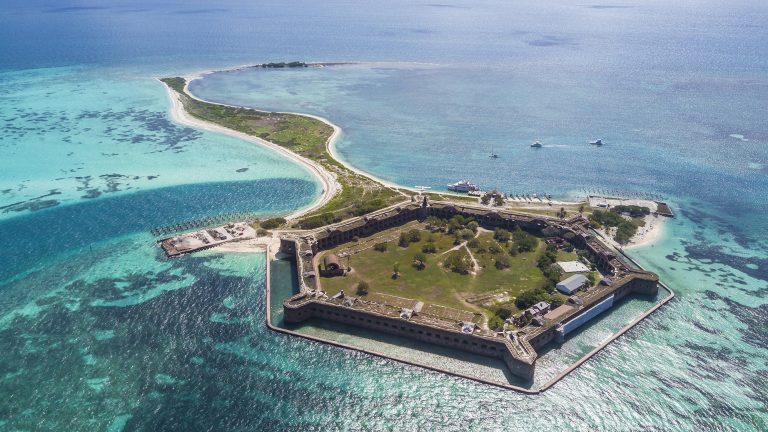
[160, 77, 404, 228]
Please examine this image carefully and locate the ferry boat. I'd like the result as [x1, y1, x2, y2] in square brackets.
[531, 141, 542, 148]
[589, 139, 603, 146]
[447, 180, 480, 193]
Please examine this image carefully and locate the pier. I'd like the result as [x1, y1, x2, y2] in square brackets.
[158, 222, 256, 257]
[150, 211, 259, 237]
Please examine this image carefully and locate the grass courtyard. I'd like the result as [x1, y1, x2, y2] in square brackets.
[317, 220, 577, 319]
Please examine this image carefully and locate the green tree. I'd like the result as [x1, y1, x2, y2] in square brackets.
[494, 228, 511, 243]
[515, 288, 550, 309]
[407, 229, 422, 243]
[421, 242, 437, 253]
[494, 253, 510, 270]
[444, 251, 471, 274]
[495, 307, 513, 320]
[488, 315, 505, 331]
[374, 242, 388, 252]
[261, 217, 287, 229]
[398, 232, 410, 247]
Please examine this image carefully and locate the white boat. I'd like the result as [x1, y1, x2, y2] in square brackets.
[531, 141, 542, 148]
[447, 180, 480, 193]
[589, 139, 603, 146]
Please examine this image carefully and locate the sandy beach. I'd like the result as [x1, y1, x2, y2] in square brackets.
[624, 213, 666, 249]
[163, 78, 341, 221]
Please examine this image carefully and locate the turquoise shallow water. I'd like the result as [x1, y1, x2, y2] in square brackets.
[1, 0, 767, 430]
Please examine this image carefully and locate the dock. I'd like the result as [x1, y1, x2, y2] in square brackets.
[159, 222, 256, 257]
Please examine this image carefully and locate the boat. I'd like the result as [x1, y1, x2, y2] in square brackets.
[490, 153, 499, 159]
[589, 139, 603, 146]
[531, 141, 542, 148]
[447, 180, 480, 193]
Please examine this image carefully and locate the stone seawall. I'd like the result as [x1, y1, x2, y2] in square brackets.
[284, 300, 536, 380]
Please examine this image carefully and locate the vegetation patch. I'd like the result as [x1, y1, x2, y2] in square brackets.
[589, 209, 646, 244]
[160, 77, 404, 228]
[317, 220, 554, 320]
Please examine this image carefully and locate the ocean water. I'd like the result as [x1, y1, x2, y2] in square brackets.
[1, 0, 767, 430]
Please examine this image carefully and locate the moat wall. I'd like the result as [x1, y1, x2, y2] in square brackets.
[284, 301, 535, 380]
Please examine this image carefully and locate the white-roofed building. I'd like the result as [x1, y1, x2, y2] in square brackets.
[556, 274, 589, 295]
[557, 261, 590, 273]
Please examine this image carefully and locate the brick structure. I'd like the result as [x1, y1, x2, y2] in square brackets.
[280, 199, 660, 381]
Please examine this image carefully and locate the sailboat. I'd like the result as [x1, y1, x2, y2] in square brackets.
[488, 144, 499, 158]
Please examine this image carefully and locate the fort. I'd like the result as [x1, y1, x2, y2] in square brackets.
[279, 197, 661, 382]
[157, 74, 674, 392]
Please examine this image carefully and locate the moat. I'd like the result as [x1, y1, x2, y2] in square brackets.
[271, 198, 673, 392]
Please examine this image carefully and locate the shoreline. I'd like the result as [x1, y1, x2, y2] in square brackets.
[163, 79, 341, 221]
[165, 64, 668, 249]
[624, 213, 666, 249]
[178, 73, 419, 194]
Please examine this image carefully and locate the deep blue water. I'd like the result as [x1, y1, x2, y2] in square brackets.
[1, 0, 767, 430]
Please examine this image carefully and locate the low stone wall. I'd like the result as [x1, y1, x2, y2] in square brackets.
[285, 300, 535, 381]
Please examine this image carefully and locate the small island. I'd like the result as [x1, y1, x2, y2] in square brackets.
[159, 69, 674, 392]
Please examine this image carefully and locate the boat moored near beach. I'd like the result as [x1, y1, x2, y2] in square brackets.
[447, 179, 480, 193]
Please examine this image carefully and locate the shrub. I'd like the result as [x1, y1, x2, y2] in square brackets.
[261, 217, 286, 229]
[425, 216, 445, 231]
[512, 227, 538, 252]
[421, 243, 437, 253]
[488, 244, 502, 254]
[412, 252, 427, 270]
[398, 232, 410, 247]
[495, 307, 513, 320]
[494, 228, 511, 243]
[459, 228, 475, 240]
[467, 221, 479, 232]
[407, 229, 421, 243]
[515, 288, 550, 310]
[444, 251, 471, 274]
[374, 242, 388, 252]
[494, 253, 510, 270]
[488, 315, 505, 331]
[298, 212, 339, 229]
[356, 281, 369, 296]
[611, 205, 651, 218]
[467, 238, 481, 249]
[256, 228, 269, 237]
